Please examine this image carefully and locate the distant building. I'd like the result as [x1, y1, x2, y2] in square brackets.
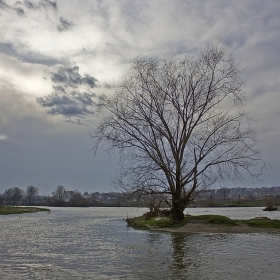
[65, 191, 75, 202]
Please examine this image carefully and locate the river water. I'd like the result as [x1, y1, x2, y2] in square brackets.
[0, 207, 280, 279]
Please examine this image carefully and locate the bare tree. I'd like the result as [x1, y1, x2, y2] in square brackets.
[3, 188, 13, 205]
[52, 185, 67, 206]
[144, 193, 166, 216]
[92, 44, 265, 221]
[3, 187, 24, 205]
[26, 185, 39, 206]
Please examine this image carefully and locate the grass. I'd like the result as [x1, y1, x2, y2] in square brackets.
[241, 217, 280, 229]
[0, 206, 50, 215]
[184, 214, 237, 226]
[126, 216, 174, 230]
[127, 213, 280, 231]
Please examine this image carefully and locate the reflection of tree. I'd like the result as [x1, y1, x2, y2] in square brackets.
[142, 231, 204, 279]
[170, 233, 188, 271]
[169, 233, 205, 279]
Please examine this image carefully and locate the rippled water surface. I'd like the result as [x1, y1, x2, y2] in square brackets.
[0, 207, 280, 279]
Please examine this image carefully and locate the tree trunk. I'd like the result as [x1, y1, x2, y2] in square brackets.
[171, 199, 185, 221]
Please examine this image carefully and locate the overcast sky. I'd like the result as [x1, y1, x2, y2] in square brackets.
[0, 0, 279, 195]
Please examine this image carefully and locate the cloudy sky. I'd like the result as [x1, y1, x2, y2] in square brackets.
[0, 0, 279, 195]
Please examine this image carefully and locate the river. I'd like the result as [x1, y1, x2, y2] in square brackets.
[0, 207, 279, 279]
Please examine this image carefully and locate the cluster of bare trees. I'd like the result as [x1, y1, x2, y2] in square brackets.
[0, 186, 39, 206]
[92, 44, 265, 221]
[50, 185, 89, 207]
[0, 185, 89, 207]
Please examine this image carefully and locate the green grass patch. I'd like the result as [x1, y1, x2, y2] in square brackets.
[184, 214, 237, 226]
[126, 216, 174, 230]
[241, 217, 280, 229]
[127, 213, 280, 231]
[0, 206, 50, 215]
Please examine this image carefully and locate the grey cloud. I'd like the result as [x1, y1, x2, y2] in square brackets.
[0, 0, 28, 15]
[17, 0, 58, 11]
[57, 16, 74, 32]
[220, 32, 247, 49]
[65, 118, 84, 125]
[50, 66, 98, 88]
[37, 65, 99, 121]
[36, 91, 95, 117]
[0, 0, 10, 9]
[52, 85, 66, 93]
[254, 85, 276, 97]
[1, 0, 72, 32]
[24, 0, 35, 9]
[38, 0, 57, 11]
[21, 55, 64, 66]
[13, 6, 25, 16]
[0, 43, 15, 56]
[0, 43, 65, 66]
[103, 83, 112, 89]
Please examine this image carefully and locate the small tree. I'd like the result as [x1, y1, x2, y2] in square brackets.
[146, 193, 165, 214]
[92, 44, 265, 221]
[3, 187, 24, 205]
[52, 185, 67, 206]
[3, 188, 13, 205]
[132, 190, 166, 216]
[13, 188, 25, 205]
[26, 185, 39, 205]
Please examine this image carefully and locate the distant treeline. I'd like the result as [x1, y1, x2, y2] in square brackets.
[0, 185, 90, 207]
[1, 185, 280, 207]
[0, 185, 142, 207]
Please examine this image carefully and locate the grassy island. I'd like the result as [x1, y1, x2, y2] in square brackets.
[0, 206, 50, 215]
[126, 214, 280, 234]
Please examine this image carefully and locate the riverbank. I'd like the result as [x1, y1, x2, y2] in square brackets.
[126, 214, 280, 234]
[0, 206, 50, 215]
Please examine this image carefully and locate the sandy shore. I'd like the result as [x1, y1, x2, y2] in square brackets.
[160, 222, 280, 234]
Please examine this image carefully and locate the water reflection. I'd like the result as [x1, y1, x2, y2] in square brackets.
[170, 233, 189, 271]
[169, 233, 207, 279]
[143, 231, 205, 279]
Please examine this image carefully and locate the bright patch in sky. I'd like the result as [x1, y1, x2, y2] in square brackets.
[0, 134, 7, 140]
